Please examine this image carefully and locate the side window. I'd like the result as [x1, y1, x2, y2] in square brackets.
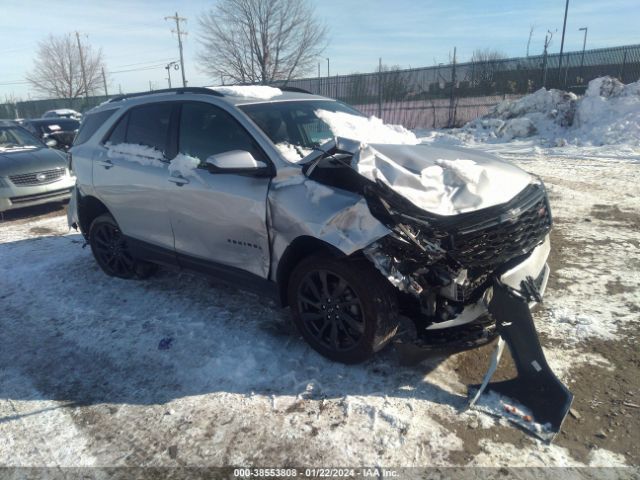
[178, 102, 265, 165]
[105, 112, 128, 145]
[74, 109, 117, 145]
[125, 103, 173, 154]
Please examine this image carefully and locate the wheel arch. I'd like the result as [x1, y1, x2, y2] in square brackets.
[77, 194, 111, 238]
[275, 235, 347, 307]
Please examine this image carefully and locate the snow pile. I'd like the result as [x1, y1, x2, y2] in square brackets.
[274, 142, 314, 162]
[209, 85, 283, 100]
[445, 76, 640, 147]
[169, 153, 201, 178]
[316, 110, 420, 145]
[573, 76, 640, 145]
[106, 142, 165, 167]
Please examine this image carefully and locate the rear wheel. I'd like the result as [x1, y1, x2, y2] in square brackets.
[89, 213, 156, 279]
[288, 253, 399, 364]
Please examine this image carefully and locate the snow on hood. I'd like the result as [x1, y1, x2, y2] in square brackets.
[342, 139, 532, 216]
[316, 110, 419, 145]
[208, 85, 283, 100]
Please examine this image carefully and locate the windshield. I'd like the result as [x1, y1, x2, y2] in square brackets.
[239, 100, 364, 162]
[0, 126, 42, 152]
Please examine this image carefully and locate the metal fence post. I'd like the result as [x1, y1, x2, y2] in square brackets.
[448, 47, 457, 128]
[620, 49, 628, 82]
[378, 58, 383, 119]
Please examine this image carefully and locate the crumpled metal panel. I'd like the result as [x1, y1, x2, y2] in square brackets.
[333, 138, 533, 216]
[268, 167, 391, 279]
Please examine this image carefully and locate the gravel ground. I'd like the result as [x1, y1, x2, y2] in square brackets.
[0, 146, 638, 469]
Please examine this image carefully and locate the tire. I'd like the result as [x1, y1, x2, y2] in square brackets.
[288, 253, 399, 364]
[88, 213, 157, 279]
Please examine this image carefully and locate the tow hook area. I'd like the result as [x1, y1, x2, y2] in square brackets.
[469, 276, 573, 442]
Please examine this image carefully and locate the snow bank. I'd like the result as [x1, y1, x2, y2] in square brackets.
[209, 85, 283, 100]
[440, 76, 640, 147]
[316, 110, 420, 145]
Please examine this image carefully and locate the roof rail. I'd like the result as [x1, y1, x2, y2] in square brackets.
[279, 86, 313, 94]
[107, 87, 223, 103]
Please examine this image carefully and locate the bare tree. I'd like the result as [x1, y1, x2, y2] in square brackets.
[197, 0, 327, 84]
[26, 33, 106, 99]
[467, 48, 508, 88]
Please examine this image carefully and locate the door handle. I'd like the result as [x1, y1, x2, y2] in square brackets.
[168, 175, 190, 186]
[96, 159, 114, 169]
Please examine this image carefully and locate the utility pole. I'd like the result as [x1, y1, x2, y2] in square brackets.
[75, 32, 89, 100]
[578, 27, 588, 82]
[101, 67, 108, 96]
[165, 12, 188, 87]
[326, 58, 330, 77]
[165, 61, 179, 88]
[557, 0, 570, 85]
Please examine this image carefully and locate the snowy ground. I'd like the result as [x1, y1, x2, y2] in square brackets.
[1, 143, 639, 469]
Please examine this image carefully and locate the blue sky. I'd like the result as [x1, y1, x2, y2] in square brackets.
[1, 0, 638, 99]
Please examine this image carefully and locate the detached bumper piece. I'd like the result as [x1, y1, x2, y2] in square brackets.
[469, 277, 573, 442]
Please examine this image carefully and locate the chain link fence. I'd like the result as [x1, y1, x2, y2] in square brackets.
[2, 44, 638, 129]
[275, 44, 640, 129]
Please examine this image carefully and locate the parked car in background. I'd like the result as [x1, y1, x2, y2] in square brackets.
[0, 120, 74, 212]
[42, 109, 82, 120]
[20, 118, 80, 151]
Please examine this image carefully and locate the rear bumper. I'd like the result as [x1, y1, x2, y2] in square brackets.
[0, 174, 75, 212]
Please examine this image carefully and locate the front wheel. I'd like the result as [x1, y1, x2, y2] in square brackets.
[88, 213, 157, 279]
[288, 253, 399, 364]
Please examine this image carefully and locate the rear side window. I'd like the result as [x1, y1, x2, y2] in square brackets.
[125, 103, 173, 154]
[74, 109, 117, 145]
[105, 112, 129, 145]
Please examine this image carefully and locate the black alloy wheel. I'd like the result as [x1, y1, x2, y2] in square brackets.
[297, 269, 366, 352]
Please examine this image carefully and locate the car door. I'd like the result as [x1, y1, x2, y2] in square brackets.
[165, 101, 272, 278]
[92, 102, 176, 252]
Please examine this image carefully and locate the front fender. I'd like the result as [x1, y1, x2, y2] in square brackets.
[267, 172, 390, 281]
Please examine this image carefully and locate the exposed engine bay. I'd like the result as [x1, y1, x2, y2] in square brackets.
[302, 139, 553, 346]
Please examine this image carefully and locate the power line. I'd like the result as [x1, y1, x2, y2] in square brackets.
[165, 12, 188, 87]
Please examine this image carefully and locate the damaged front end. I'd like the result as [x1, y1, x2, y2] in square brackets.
[303, 138, 572, 441]
[304, 140, 553, 347]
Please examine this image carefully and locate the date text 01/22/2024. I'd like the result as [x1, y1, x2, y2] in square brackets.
[233, 468, 399, 477]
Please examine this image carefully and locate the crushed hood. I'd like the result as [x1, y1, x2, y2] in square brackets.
[336, 138, 533, 216]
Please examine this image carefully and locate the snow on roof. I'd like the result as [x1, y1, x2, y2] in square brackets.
[208, 85, 283, 100]
[47, 109, 81, 115]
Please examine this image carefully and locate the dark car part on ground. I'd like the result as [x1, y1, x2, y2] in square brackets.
[469, 277, 573, 443]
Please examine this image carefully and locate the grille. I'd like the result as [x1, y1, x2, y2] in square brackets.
[9, 168, 66, 186]
[448, 186, 552, 268]
[10, 187, 72, 204]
